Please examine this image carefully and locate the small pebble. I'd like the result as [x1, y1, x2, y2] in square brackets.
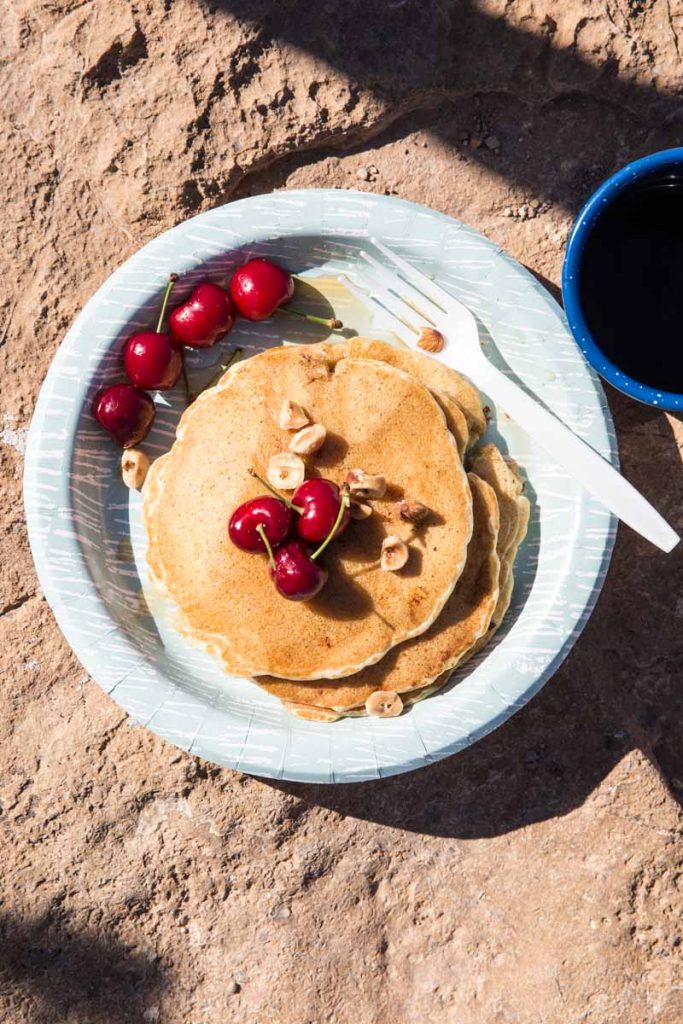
[228, 980, 241, 995]
[356, 167, 370, 181]
[531, 198, 541, 209]
[271, 904, 291, 920]
[503, 206, 513, 217]
[367, 164, 378, 174]
[485, 134, 500, 150]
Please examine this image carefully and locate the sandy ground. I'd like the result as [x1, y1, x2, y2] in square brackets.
[1, 2, 682, 1021]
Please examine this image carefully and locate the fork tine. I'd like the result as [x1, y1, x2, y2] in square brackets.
[337, 274, 416, 345]
[346, 268, 427, 334]
[360, 251, 439, 325]
[371, 237, 457, 315]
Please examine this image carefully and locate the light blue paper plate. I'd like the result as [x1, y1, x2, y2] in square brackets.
[24, 190, 617, 783]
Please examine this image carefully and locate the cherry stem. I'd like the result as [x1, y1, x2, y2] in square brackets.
[256, 524, 275, 569]
[248, 468, 304, 514]
[187, 347, 243, 404]
[181, 359, 191, 405]
[203, 347, 243, 392]
[311, 494, 350, 561]
[275, 306, 343, 331]
[156, 273, 178, 333]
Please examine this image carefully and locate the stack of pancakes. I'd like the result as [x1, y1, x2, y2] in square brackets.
[144, 338, 529, 722]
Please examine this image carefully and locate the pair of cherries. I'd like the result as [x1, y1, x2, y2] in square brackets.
[229, 476, 351, 601]
[93, 260, 295, 447]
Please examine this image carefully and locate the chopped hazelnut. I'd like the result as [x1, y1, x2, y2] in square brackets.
[365, 690, 403, 718]
[278, 398, 310, 431]
[380, 535, 409, 571]
[417, 327, 445, 353]
[349, 501, 372, 520]
[399, 500, 429, 525]
[289, 423, 327, 456]
[345, 469, 386, 500]
[267, 452, 305, 490]
[121, 448, 150, 490]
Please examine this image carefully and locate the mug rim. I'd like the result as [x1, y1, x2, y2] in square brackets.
[562, 146, 683, 411]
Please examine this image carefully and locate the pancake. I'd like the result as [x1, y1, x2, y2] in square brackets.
[144, 346, 473, 680]
[467, 443, 530, 626]
[237, 341, 473, 457]
[256, 472, 500, 712]
[315, 337, 487, 446]
[430, 390, 469, 458]
[397, 444, 530, 712]
[267, 445, 530, 721]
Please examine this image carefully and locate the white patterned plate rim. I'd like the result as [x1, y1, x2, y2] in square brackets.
[24, 190, 617, 784]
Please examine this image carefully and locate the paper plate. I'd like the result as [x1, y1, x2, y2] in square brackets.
[24, 190, 617, 783]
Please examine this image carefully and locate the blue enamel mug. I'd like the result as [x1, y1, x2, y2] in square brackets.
[562, 147, 683, 412]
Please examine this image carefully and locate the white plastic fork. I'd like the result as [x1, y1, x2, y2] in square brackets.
[340, 238, 679, 553]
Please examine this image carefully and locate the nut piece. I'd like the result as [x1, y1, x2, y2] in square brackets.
[380, 535, 409, 571]
[289, 423, 327, 456]
[349, 501, 373, 520]
[121, 448, 150, 490]
[365, 690, 403, 718]
[278, 398, 310, 431]
[417, 327, 445, 354]
[345, 468, 387, 500]
[267, 453, 305, 490]
[399, 500, 430, 525]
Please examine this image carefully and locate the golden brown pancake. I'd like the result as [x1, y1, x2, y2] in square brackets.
[467, 443, 530, 626]
[430, 390, 469, 458]
[397, 444, 530, 713]
[256, 472, 500, 711]
[144, 346, 473, 680]
[239, 340, 473, 457]
[278, 702, 342, 723]
[315, 337, 487, 446]
[268, 445, 530, 721]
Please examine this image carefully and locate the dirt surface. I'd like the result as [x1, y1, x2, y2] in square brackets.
[2, 2, 682, 1021]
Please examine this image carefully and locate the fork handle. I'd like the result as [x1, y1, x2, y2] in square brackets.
[475, 361, 679, 553]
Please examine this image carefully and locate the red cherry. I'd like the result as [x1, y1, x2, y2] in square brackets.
[92, 384, 155, 448]
[229, 496, 292, 552]
[169, 282, 235, 348]
[292, 479, 350, 543]
[270, 540, 327, 601]
[229, 258, 294, 321]
[124, 332, 182, 390]
[122, 273, 183, 390]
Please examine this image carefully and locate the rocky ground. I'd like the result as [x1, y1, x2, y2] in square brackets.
[1, 1, 682, 1021]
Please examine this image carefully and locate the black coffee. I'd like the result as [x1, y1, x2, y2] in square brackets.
[579, 174, 683, 393]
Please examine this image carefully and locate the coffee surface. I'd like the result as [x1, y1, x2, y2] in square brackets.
[579, 174, 683, 393]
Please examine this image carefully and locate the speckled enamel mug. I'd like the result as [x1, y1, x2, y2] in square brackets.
[562, 147, 683, 413]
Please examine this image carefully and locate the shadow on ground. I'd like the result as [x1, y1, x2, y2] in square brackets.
[0, 914, 165, 1023]
[202, 0, 683, 212]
